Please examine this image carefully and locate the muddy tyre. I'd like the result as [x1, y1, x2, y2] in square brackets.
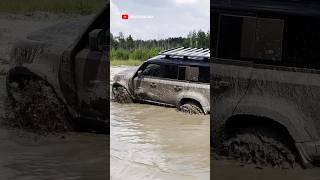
[7, 79, 73, 134]
[179, 101, 203, 114]
[223, 126, 299, 169]
[112, 86, 132, 103]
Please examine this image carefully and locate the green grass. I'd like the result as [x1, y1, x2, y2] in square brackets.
[111, 59, 144, 66]
[111, 48, 161, 62]
[0, 0, 105, 14]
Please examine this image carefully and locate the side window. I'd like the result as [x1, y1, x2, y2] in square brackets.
[186, 66, 199, 82]
[142, 63, 161, 77]
[283, 17, 320, 69]
[217, 15, 284, 62]
[198, 66, 210, 83]
[178, 66, 186, 80]
[161, 64, 178, 79]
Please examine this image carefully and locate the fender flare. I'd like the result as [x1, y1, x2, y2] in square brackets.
[177, 92, 210, 113]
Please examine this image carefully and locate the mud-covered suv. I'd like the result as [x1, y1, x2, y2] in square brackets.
[211, 0, 320, 168]
[6, 6, 109, 133]
[113, 47, 210, 114]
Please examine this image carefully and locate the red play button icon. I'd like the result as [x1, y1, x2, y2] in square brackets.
[122, 14, 129, 20]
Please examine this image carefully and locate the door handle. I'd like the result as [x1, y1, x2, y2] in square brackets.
[174, 86, 182, 91]
[150, 83, 157, 88]
[212, 81, 230, 89]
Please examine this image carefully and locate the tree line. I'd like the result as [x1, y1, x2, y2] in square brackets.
[111, 30, 210, 61]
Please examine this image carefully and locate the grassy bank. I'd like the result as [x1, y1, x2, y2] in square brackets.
[111, 48, 160, 61]
[111, 59, 144, 66]
[0, 0, 105, 14]
[111, 48, 160, 66]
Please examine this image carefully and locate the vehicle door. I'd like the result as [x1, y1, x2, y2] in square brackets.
[156, 63, 181, 105]
[60, 7, 109, 120]
[133, 62, 163, 103]
[211, 13, 255, 119]
[175, 65, 210, 111]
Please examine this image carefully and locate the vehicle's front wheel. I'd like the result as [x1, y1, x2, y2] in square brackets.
[222, 125, 299, 169]
[179, 101, 203, 114]
[112, 85, 132, 103]
[6, 79, 73, 134]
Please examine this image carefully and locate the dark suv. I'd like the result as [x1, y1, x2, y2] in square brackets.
[6, 6, 109, 133]
[113, 47, 210, 114]
[211, 0, 320, 168]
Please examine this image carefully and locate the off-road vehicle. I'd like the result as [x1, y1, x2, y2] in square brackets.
[6, 6, 109, 133]
[112, 47, 210, 114]
[211, 0, 320, 168]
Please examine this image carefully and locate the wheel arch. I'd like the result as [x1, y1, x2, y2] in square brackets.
[7, 67, 44, 85]
[224, 114, 293, 140]
[6, 66, 67, 106]
[112, 83, 133, 97]
[177, 94, 209, 114]
[179, 98, 204, 112]
[222, 114, 315, 167]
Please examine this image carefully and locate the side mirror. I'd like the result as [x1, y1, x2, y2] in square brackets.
[137, 70, 143, 77]
[89, 29, 107, 51]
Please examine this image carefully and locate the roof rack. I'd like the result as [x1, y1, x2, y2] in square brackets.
[159, 47, 210, 60]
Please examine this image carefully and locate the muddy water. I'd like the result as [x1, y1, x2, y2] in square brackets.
[212, 157, 320, 180]
[0, 76, 108, 180]
[110, 67, 210, 180]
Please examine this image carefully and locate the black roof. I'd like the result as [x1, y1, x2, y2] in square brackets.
[211, 0, 320, 17]
[147, 56, 209, 67]
[146, 47, 210, 66]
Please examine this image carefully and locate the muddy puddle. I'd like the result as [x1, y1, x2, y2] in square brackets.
[212, 156, 320, 180]
[110, 67, 210, 180]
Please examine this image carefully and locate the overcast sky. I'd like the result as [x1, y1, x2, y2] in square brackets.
[110, 0, 209, 40]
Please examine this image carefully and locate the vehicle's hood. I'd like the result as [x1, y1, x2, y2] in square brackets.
[113, 67, 138, 82]
[26, 16, 92, 49]
[118, 67, 138, 76]
[10, 16, 92, 65]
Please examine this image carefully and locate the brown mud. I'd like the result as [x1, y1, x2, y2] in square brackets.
[221, 126, 298, 169]
[112, 85, 133, 104]
[6, 80, 73, 134]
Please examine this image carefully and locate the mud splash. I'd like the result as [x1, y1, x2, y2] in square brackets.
[0, 74, 107, 179]
[112, 85, 133, 104]
[6, 80, 73, 134]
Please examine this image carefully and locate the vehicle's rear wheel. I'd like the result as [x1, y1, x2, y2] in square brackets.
[179, 101, 203, 114]
[6, 79, 73, 134]
[112, 85, 132, 103]
[222, 126, 299, 169]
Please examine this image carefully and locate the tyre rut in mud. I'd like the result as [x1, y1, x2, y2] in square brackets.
[222, 126, 299, 169]
[112, 86, 132, 103]
[179, 101, 203, 114]
[6, 79, 73, 134]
